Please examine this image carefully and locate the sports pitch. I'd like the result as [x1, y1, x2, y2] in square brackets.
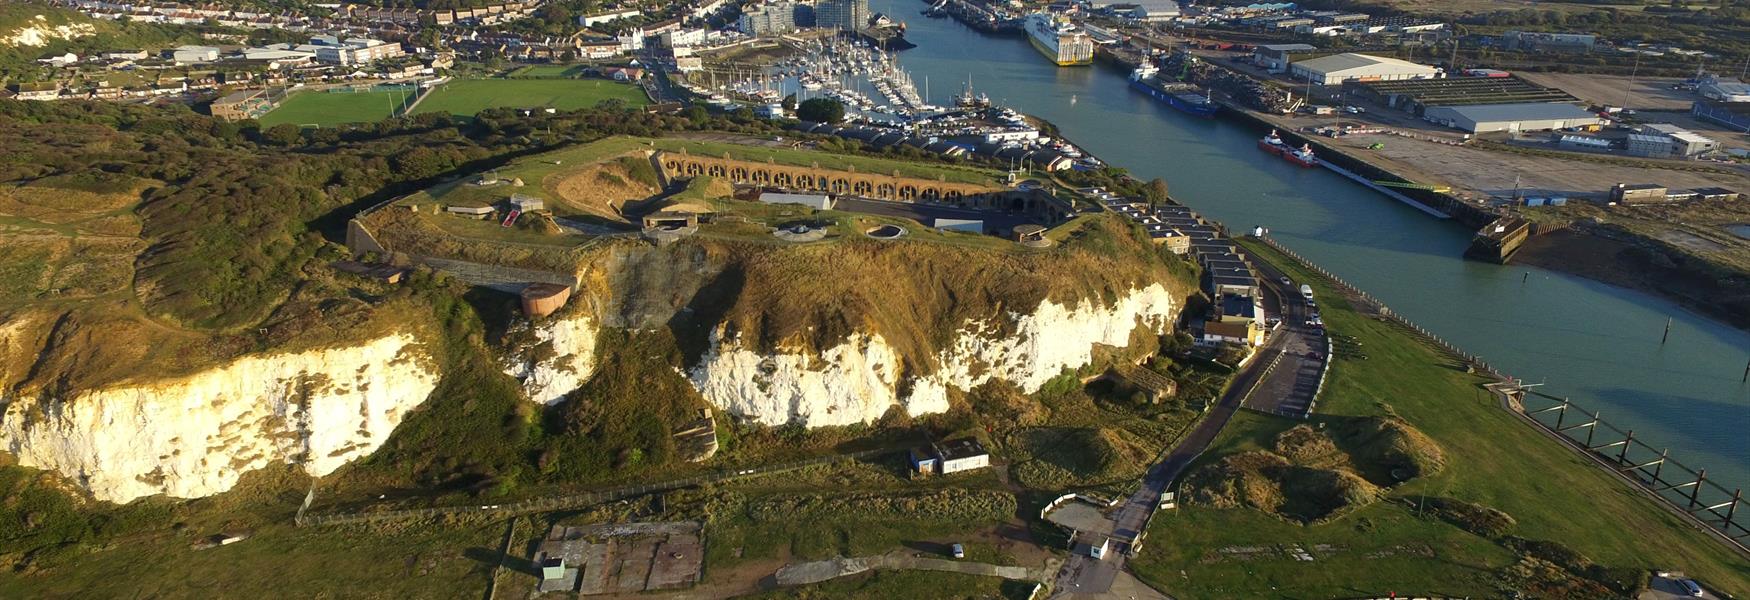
[256, 88, 414, 127]
[256, 79, 649, 127]
[412, 78, 649, 117]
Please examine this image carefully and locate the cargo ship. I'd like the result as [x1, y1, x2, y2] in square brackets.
[1025, 13, 1094, 66]
[1128, 65, 1221, 118]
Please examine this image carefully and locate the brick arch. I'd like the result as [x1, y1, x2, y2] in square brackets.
[730, 166, 748, 180]
[876, 183, 896, 199]
[830, 178, 850, 194]
[898, 185, 918, 200]
[707, 164, 726, 177]
[772, 171, 793, 187]
[852, 180, 873, 196]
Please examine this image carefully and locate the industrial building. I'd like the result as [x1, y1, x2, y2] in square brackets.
[1609, 183, 1668, 204]
[1636, 123, 1720, 158]
[1350, 76, 1577, 115]
[1625, 133, 1673, 158]
[1287, 53, 1438, 86]
[1251, 43, 1317, 72]
[1693, 101, 1750, 133]
[1422, 102, 1603, 133]
[1698, 77, 1750, 103]
[169, 45, 219, 65]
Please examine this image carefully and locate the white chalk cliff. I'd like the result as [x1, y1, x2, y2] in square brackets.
[0, 334, 438, 503]
[501, 314, 599, 405]
[690, 284, 1178, 427]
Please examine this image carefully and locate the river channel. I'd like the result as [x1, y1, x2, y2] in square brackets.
[875, 1, 1750, 485]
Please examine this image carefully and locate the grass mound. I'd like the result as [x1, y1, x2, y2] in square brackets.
[1272, 424, 1340, 463]
[1416, 496, 1517, 539]
[548, 154, 662, 220]
[1183, 451, 1382, 523]
[1012, 426, 1152, 489]
[1185, 416, 1440, 523]
[1335, 415, 1446, 483]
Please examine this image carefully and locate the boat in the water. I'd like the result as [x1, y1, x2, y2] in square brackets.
[1284, 143, 1318, 167]
[1025, 13, 1094, 66]
[1129, 65, 1219, 118]
[1258, 129, 1288, 156]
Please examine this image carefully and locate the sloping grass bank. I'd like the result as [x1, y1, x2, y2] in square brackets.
[1130, 238, 1750, 598]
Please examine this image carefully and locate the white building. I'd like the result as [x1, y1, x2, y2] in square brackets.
[169, 45, 219, 65]
[1422, 102, 1604, 134]
[910, 438, 990, 475]
[759, 192, 834, 210]
[1288, 53, 1438, 85]
[313, 38, 404, 65]
[578, 8, 639, 27]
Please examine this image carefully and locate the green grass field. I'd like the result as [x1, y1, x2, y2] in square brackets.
[256, 89, 413, 127]
[412, 78, 649, 118]
[1129, 239, 1750, 598]
[507, 64, 585, 78]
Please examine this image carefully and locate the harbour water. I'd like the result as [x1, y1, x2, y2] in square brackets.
[876, 0, 1750, 485]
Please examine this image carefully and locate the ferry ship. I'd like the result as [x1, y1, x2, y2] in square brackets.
[1025, 14, 1094, 66]
[1129, 65, 1219, 118]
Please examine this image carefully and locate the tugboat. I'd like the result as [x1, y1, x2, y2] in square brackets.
[1284, 143, 1318, 167]
[953, 78, 991, 109]
[1258, 129, 1288, 156]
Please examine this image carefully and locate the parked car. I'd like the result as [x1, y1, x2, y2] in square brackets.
[951, 543, 966, 559]
[1279, 276, 1291, 286]
[1680, 579, 1704, 596]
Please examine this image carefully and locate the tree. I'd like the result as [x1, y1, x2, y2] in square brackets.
[262, 123, 303, 146]
[796, 98, 846, 124]
[1145, 178, 1170, 206]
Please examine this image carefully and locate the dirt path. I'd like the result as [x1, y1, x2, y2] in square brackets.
[773, 551, 1058, 587]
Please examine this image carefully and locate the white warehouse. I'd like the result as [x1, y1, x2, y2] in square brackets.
[1288, 53, 1438, 85]
[1423, 102, 1604, 134]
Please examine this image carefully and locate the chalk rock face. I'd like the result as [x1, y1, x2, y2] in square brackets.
[924, 283, 1180, 393]
[689, 331, 942, 427]
[502, 314, 599, 405]
[689, 285, 1178, 427]
[0, 334, 438, 503]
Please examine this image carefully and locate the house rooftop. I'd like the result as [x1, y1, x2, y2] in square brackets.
[933, 438, 987, 462]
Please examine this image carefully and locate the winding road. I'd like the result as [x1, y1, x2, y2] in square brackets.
[1048, 243, 1327, 599]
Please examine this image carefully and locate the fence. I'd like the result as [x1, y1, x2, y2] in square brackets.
[1254, 234, 1749, 556]
[297, 448, 888, 527]
[1520, 392, 1749, 553]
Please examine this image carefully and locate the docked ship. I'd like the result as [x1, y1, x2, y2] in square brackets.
[1284, 143, 1318, 167]
[1025, 13, 1094, 66]
[1258, 129, 1288, 155]
[1129, 65, 1219, 118]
